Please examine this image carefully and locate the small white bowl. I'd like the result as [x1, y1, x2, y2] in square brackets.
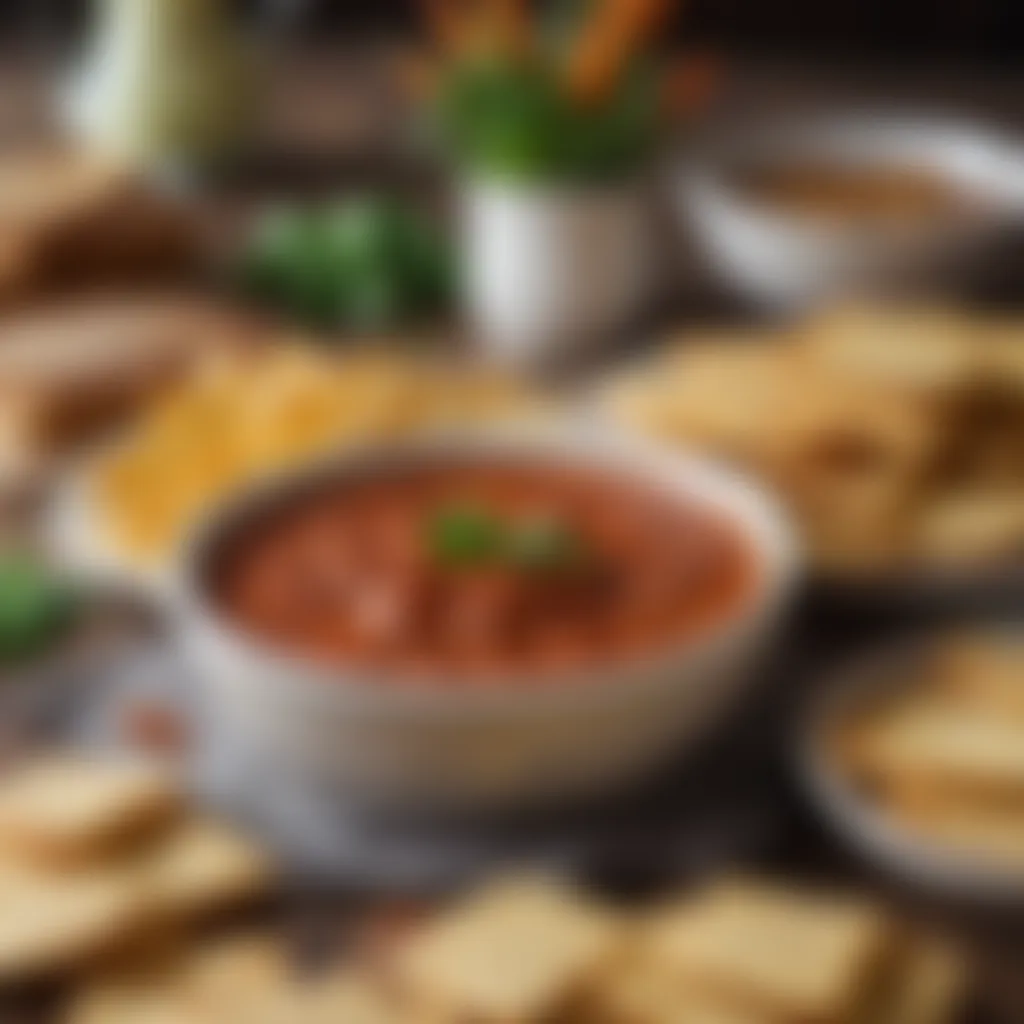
[800, 633, 1024, 905]
[176, 432, 798, 816]
[677, 114, 1024, 309]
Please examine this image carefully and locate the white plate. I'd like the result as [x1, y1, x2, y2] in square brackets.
[45, 444, 176, 600]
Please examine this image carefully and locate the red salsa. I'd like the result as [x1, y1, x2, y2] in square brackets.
[212, 460, 758, 682]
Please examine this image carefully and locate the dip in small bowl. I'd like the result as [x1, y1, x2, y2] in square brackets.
[179, 434, 798, 813]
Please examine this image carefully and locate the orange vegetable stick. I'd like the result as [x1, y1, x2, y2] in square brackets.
[566, 0, 676, 105]
[419, 0, 475, 53]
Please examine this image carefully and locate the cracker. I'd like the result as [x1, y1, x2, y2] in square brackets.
[876, 937, 968, 1024]
[604, 339, 803, 465]
[585, 956, 772, 1024]
[397, 875, 622, 1022]
[844, 702, 1024, 797]
[0, 757, 179, 865]
[641, 877, 893, 1022]
[183, 935, 290, 1001]
[890, 796, 1024, 869]
[311, 970, 405, 1024]
[932, 633, 1024, 717]
[66, 981, 198, 1024]
[0, 865, 149, 984]
[67, 936, 305, 1024]
[801, 305, 979, 396]
[144, 818, 272, 922]
[912, 489, 1024, 566]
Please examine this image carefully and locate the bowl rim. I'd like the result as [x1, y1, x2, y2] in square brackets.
[798, 625, 1024, 902]
[679, 111, 1024, 218]
[676, 112, 1024, 274]
[175, 429, 800, 719]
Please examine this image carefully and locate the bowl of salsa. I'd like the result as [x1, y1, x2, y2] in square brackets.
[179, 434, 798, 812]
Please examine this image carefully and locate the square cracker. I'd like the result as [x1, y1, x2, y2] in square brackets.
[874, 937, 967, 1024]
[641, 877, 893, 1022]
[888, 793, 1024, 869]
[843, 702, 1024, 797]
[397, 875, 621, 1022]
[0, 758, 179, 864]
[144, 818, 272, 922]
[68, 936, 296, 1024]
[586, 956, 773, 1024]
[800, 305, 979, 396]
[932, 633, 1024, 717]
[311, 971, 405, 1024]
[0, 864, 149, 984]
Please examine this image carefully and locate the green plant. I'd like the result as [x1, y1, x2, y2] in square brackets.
[415, 0, 709, 183]
[241, 196, 453, 330]
[436, 56, 661, 182]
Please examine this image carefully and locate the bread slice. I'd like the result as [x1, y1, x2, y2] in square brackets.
[397, 875, 622, 1022]
[0, 758, 179, 865]
[641, 877, 893, 1022]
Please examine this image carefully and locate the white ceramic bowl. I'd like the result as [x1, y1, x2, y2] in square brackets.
[677, 115, 1024, 309]
[800, 633, 1024, 905]
[176, 433, 798, 815]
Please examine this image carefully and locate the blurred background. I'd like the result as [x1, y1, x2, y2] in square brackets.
[0, 0, 1023, 58]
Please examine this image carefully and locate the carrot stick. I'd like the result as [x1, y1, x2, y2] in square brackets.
[566, 0, 676, 105]
[419, 0, 475, 53]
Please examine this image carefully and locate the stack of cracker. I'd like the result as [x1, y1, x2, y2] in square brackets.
[56, 871, 967, 1023]
[836, 630, 1024, 872]
[0, 756, 271, 989]
[389, 875, 965, 1024]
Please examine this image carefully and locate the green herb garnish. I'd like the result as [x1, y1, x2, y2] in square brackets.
[0, 555, 77, 664]
[434, 56, 662, 184]
[427, 504, 586, 573]
[428, 504, 505, 567]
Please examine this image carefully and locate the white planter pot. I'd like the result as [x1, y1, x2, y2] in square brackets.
[463, 181, 653, 366]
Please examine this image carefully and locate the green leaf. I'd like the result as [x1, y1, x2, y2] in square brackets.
[428, 504, 504, 567]
[241, 197, 453, 331]
[433, 52, 663, 182]
[0, 556, 77, 664]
